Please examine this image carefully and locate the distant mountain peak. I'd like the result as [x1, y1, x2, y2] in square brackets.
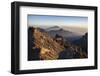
[52, 26, 60, 28]
[46, 26, 61, 31]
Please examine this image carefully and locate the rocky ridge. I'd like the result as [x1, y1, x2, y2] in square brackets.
[31, 27, 87, 60]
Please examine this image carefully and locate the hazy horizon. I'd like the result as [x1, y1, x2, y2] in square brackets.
[28, 15, 88, 35]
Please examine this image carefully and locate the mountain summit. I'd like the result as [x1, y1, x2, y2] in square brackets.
[46, 26, 61, 31]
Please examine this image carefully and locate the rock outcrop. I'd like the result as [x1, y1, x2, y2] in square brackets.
[32, 28, 65, 60]
[29, 27, 87, 60]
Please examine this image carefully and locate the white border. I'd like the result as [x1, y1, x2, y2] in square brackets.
[20, 6, 95, 70]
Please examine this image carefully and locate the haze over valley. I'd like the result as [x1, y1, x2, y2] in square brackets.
[28, 15, 88, 60]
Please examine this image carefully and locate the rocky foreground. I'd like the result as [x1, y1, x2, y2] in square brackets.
[29, 27, 87, 60]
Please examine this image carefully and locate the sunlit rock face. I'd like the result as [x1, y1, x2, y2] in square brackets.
[28, 27, 87, 60]
[33, 28, 64, 60]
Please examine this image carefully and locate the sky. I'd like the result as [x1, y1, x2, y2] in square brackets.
[28, 15, 88, 29]
[28, 15, 88, 35]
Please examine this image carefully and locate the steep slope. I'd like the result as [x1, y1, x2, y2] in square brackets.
[32, 28, 65, 60]
[28, 27, 87, 60]
[73, 33, 88, 54]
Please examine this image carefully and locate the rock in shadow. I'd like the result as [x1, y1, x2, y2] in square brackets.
[58, 48, 74, 59]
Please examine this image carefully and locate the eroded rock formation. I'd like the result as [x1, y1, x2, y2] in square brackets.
[29, 27, 87, 60]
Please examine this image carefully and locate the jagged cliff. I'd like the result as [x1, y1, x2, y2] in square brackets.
[32, 28, 65, 60]
[29, 27, 87, 60]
